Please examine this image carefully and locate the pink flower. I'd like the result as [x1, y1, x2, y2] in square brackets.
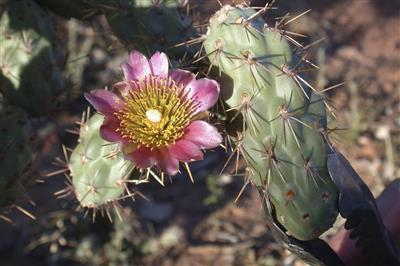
[85, 50, 222, 176]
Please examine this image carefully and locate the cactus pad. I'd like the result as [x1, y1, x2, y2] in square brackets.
[103, 0, 197, 57]
[204, 5, 338, 241]
[0, 0, 65, 115]
[69, 114, 135, 209]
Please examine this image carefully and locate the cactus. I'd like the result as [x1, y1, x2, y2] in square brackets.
[0, 0, 65, 116]
[0, 97, 34, 211]
[101, 0, 198, 57]
[68, 113, 137, 209]
[204, 5, 338, 241]
[34, 0, 197, 57]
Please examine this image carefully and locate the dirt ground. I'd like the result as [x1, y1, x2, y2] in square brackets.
[0, 0, 399, 265]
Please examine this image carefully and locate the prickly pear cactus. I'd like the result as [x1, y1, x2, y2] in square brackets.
[69, 113, 135, 209]
[0, 0, 65, 115]
[204, 5, 338, 241]
[102, 0, 197, 57]
[0, 98, 33, 210]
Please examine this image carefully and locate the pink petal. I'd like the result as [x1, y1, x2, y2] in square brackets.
[149, 51, 168, 78]
[99, 117, 123, 143]
[156, 148, 180, 176]
[84, 89, 123, 115]
[125, 145, 157, 169]
[169, 139, 204, 162]
[186, 78, 220, 112]
[183, 121, 222, 149]
[170, 69, 195, 87]
[121, 50, 151, 81]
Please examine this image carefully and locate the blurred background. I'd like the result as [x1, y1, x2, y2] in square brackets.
[0, 0, 399, 265]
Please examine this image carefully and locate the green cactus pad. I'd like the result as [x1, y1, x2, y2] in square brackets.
[69, 114, 135, 209]
[0, 100, 33, 210]
[102, 0, 197, 57]
[0, 0, 65, 115]
[204, 5, 338, 241]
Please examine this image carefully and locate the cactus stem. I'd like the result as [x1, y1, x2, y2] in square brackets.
[304, 165, 321, 189]
[65, 110, 145, 213]
[235, 56, 271, 86]
[254, 143, 296, 183]
[273, 159, 289, 185]
[229, 90, 270, 135]
[247, 166, 263, 186]
[205, 5, 340, 239]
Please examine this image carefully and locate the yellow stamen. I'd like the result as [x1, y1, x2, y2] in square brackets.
[116, 76, 196, 148]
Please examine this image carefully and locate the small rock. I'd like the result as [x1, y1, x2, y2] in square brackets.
[160, 225, 184, 248]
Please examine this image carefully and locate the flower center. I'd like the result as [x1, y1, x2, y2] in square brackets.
[145, 109, 162, 123]
[116, 76, 197, 148]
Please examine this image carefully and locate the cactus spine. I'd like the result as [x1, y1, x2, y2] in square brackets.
[204, 5, 338, 240]
[0, 0, 65, 116]
[69, 114, 136, 209]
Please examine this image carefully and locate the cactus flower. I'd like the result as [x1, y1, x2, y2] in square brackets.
[85, 50, 222, 176]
